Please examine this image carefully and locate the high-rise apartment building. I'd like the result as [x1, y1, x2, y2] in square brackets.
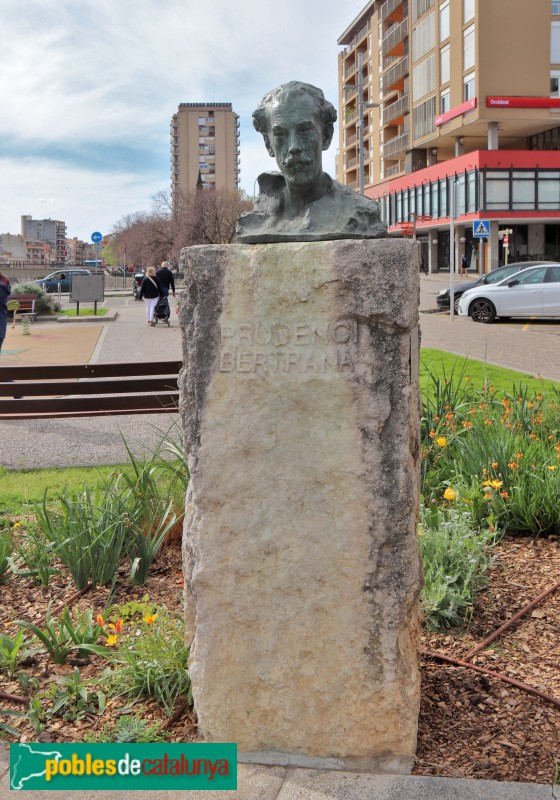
[338, 0, 560, 272]
[21, 215, 67, 266]
[170, 102, 240, 203]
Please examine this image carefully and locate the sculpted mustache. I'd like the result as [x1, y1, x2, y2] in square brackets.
[282, 158, 313, 168]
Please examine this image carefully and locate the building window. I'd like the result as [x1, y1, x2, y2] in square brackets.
[439, 1, 450, 41]
[463, 24, 475, 71]
[553, 1, 560, 14]
[440, 90, 451, 113]
[551, 74, 560, 96]
[440, 45, 450, 84]
[413, 54, 437, 101]
[412, 12, 436, 61]
[552, 21, 560, 61]
[512, 171, 536, 209]
[464, 0, 475, 21]
[412, 0, 435, 24]
[413, 95, 437, 139]
[539, 172, 560, 207]
[464, 72, 476, 101]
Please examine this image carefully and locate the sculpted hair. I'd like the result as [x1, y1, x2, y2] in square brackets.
[253, 81, 337, 155]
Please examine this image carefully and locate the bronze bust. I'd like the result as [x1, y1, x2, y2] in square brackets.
[236, 81, 386, 243]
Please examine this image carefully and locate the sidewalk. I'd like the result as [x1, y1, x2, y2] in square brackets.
[0, 743, 553, 799]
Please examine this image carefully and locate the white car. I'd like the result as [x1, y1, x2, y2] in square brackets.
[457, 263, 560, 323]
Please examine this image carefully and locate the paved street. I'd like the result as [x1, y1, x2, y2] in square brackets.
[0, 277, 558, 469]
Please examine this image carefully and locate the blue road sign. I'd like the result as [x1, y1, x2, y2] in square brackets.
[473, 220, 490, 238]
[91, 231, 102, 243]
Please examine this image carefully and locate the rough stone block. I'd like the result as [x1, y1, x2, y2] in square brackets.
[179, 239, 422, 773]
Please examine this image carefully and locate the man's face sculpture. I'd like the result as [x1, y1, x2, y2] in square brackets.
[265, 94, 328, 192]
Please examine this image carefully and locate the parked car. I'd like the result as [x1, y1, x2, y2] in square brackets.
[37, 269, 91, 293]
[436, 261, 554, 312]
[457, 263, 560, 323]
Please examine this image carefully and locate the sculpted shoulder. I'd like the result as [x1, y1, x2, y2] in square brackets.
[237, 172, 387, 243]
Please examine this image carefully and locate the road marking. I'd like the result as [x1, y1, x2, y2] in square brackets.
[522, 324, 530, 331]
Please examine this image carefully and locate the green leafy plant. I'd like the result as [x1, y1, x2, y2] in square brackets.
[0, 629, 36, 679]
[84, 714, 168, 743]
[15, 602, 109, 665]
[47, 668, 106, 722]
[109, 607, 191, 714]
[418, 506, 497, 631]
[34, 481, 131, 589]
[0, 528, 13, 584]
[0, 708, 25, 738]
[128, 499, 177, 585]
[10, 523, 59, 586]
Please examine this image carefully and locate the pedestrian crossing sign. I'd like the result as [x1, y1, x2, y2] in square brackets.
[473, 220, 490, 237]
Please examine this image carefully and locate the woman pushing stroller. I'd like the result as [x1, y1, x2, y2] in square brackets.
[138, 267, 163, 326]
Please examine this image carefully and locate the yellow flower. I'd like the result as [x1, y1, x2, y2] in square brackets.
[106, 634, 118, 646]
[437, 436, 447, 447]
[548, 465, 556, 472]
[491, 461, 498, 469]
[443, 487, 456, 501]
[490, 480, 503, 489]
[143, 613, 157, 625]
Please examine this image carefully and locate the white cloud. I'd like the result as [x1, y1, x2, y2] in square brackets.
[0, 0, 362, 238]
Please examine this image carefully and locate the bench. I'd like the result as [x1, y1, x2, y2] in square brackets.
[7, 294, 37, 322]
[0, 360, 181, 420]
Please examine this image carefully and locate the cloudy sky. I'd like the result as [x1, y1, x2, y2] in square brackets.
[0, 0, 364, 243]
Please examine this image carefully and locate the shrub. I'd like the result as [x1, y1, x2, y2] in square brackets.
[419, 505, 497, 631]
[10, 282, 57, 314]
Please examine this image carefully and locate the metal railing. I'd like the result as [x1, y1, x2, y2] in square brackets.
[381, 0, 405, 22]
[382, 18, 408, 58]
[383, 131, 409, 158]
[383, 92, 410, 125]
[382, 56, 409, 94]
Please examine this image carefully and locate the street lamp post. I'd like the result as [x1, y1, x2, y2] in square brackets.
[344, 51, 380, 195]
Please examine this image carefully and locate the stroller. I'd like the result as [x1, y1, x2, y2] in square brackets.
[133, 273, 144, 300]
[152, 295, 171, 326]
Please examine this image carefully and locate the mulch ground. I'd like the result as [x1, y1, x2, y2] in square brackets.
[1, 534, 559, 784]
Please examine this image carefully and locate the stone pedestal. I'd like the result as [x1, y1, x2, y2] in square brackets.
[179, 239, 422, 773]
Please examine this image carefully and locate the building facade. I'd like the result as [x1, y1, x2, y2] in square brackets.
[338, 0, 560, 272]
[170, 102, 240, 204]
[20, 215, 67, 266]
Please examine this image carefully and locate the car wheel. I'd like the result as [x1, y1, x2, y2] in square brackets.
[470, 298, 496, 324]
[453, 295, 461, 314]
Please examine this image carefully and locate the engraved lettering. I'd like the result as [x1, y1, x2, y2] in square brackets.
[273, 323, 290, 346]
[285, 352, 299, 372]
[238, 324, 253, 345]
[294, 324, 312, 345]
[255, 322, 272, 346]
[220, 351, 235, 372]
[238, 351, 253, 372]
[330, 320, 354, 344]
[221, 324, 235, 343]
[254, 351, 267, 374]
[337, 350, 354, 372]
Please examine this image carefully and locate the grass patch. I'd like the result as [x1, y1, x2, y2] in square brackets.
[421, 348, 560, 398]
[58, 307, 109, 317]
[0, 465, 125, 514]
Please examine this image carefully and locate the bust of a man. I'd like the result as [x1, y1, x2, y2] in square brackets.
[236, 81, 386, 243]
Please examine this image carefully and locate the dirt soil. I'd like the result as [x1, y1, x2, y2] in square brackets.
[1, 535, 559, 785]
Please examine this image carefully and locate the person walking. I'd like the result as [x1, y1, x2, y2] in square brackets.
[138, 266, 162, 326]
[0, 269, 11, 354]
[460, 254, 469, 276]
[156, 261, 176, 298]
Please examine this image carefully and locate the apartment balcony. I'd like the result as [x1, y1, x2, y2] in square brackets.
[383, 92, 409, 126]
[381, 0, 405, 23]
[346, 156, 358, 169]
[345, 108, 358, 126]
[383, 131, 409, 158]
[382, 56, 408, 94]
[385, 162, 403, 177]
[382, 18, 408, 59]
[346, 132, 358, 147]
